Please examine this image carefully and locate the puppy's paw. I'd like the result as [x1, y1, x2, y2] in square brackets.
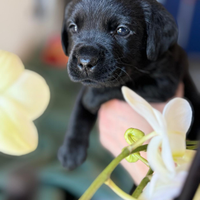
[58, 138, 88, 170]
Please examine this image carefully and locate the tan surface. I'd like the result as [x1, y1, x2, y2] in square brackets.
[0, 0, 63, 60]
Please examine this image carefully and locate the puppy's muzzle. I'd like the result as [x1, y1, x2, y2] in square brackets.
[75, 45, 100, 73]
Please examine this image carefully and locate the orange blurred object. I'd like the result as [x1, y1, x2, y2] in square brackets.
[42, 35, 68, 68]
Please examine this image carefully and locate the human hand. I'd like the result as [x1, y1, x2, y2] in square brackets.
[98, 83, 184, 185]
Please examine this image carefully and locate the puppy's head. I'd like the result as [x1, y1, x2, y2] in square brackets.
[62, 0, 178, 87]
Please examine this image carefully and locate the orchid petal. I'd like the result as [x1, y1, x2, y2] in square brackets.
[0, 50, 24, 93]
[193, 186, 200, 200]
[151, 172, 187, 200]
[163, 98, 192, 135]
[5, 70, 50, 120]
[122, 86, 164, 133]
[122, 86, 194, 198]
[161, 133, 176, 173]
[175, 163, 191, 173]
[143, 171, 188, 200]
[153, 108, 167, 134]
[0, 97, 38, 155]
[168, 133, 186, 158]
[175, 150, 196, 166]
[147, 173, 159, 197]
[147, 135, 170, 177]
[139, 174, 158, 200]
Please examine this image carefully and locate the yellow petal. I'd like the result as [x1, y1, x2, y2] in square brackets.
[0, 97, 38, 155]
[0, 50, 24, 93]
[163, 98, 192, 135]
[5, 70, 50, 120]
[122, 86, 166, 134]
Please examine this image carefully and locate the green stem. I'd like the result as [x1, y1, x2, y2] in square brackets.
[132, 144, 148, 152]
[105, 179, 136, 200]
[132, 168, 154, 198]
[79, 132, 157, 200]
[79, 148, 130, 200]
[186, 146, 198, 150]
[134, 154, 149, 167]
[128, 132, 157, 153]
[186, 140, 199, 145]
[146, 168, 154, 176]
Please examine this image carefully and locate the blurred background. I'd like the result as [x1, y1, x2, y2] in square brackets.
[0, 0, 199, 199]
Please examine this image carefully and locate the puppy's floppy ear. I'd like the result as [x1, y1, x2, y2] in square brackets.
[61, 21, 69, 56]
[61, 1, 73, 56]
[141, 0, 178, 61]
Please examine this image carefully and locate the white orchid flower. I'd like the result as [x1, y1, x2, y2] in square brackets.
[0, 50, 50, 156]
[122, 86, 196, 200]
[139, 165, 190, 200]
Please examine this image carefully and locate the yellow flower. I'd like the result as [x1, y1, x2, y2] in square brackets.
[0, 50, 50, 156]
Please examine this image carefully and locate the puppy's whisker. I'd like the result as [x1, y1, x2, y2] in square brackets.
[113, 68, 128, 84]
[134, 66, 150, 74]
[115, 66, 132, 81]
[103, 67, 121, 84]
[122, 63, 150, 75]
[114, 56, 126, 62]
[108, 68, 121, 83]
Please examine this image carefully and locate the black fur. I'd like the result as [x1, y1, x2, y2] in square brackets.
[58, 0, 200, 170]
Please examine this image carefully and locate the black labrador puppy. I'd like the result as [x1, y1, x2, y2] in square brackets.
[58, 0, 200, 170]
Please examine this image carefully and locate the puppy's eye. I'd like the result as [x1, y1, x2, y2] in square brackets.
[69, 23, 78, 34]
[116, 27, 130, 36]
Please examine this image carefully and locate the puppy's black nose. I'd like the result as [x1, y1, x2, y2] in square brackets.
[77, 56, 98, 71]
[76, 46, 99, 71]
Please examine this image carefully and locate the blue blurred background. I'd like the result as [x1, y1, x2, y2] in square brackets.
[0, 0, 199, 200]
[159, 0, 200, 55]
